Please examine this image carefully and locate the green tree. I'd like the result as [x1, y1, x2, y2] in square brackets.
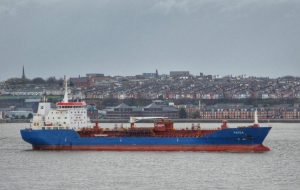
[5, 78, 29, 85]
[179, 108, 187, 118]
[46, 77, 57, 84]
[102, 98, 120, 107]
[158, 95, 164, 100]
[57, 78, 64, 87]
[192, 111, 200, 119]
[69, 81, 74, 87]
[31, 77, 46, 84]
[27, 113, 33, 119]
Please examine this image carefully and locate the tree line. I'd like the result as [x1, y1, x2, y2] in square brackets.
[5, 77, 64, 86]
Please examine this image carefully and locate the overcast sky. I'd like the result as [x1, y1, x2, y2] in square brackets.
[0, 0, 299, 80]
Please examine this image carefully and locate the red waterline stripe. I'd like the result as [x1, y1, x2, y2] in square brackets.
[33, 145, 270, 152]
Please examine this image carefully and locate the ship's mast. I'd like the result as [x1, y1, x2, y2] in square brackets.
[254, 109, 259, 125]
[63, 76, 68, 103]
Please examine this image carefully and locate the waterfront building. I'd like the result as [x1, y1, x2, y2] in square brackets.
[104, 101, 179, 119]
[170, 71, 190, 77]
[70, 77, 89, 88]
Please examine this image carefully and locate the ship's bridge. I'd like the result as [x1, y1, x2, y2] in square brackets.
[56, 101, 87, 108]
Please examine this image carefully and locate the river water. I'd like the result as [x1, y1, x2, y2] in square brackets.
[0, 123, 299, 190]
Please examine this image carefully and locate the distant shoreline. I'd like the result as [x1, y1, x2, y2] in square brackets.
[1, 118, 300, 123]
[95, 119, 300, 123]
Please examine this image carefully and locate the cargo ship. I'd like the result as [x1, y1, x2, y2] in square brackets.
[20, 78, 271, 152]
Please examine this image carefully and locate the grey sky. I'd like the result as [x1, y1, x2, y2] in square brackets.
[0, 0, 299, 80]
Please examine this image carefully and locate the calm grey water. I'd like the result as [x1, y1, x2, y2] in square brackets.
[0, 123, 299, 190]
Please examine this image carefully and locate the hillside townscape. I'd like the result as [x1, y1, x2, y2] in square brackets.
[1, 68, 300, 121]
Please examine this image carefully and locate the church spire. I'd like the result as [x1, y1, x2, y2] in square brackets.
[22, 65, 26, 80]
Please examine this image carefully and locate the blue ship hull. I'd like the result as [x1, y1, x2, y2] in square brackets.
[20, 127, 271, 152]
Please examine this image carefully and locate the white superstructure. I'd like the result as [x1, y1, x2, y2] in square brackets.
[31, 77, 93, 130]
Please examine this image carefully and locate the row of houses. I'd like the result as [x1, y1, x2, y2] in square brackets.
[2, 73, 300, 100]
[198, 110, 300, 120]
[2, 89, 64, 96]
[69, 73, 300, 100]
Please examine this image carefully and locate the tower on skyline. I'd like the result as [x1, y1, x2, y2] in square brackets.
[22, 65, 26, 80]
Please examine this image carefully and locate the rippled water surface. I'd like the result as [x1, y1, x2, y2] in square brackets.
[0, 123, 299, 190]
